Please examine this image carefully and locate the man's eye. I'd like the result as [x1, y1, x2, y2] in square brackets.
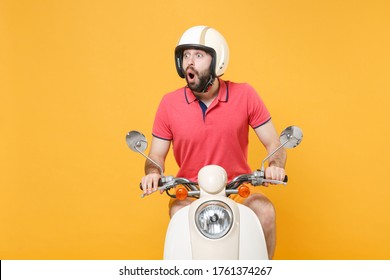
[196, 54, 203, 58]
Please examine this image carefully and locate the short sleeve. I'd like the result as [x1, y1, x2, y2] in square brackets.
[152, 97, 173, 140]
[246, 84, 271, 128]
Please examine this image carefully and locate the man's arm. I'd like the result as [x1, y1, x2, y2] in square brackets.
[141, 136, 171, 194]
[254, 120, 287, 184]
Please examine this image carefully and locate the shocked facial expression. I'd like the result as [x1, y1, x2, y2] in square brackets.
[182, 49, 213, 93]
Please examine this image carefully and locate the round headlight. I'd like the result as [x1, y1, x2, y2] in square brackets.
[195, 201, 233, 239]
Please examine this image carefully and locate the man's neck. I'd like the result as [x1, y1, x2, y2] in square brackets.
[193, 78, 220, 107]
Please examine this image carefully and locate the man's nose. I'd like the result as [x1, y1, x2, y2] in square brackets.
[186, 55, 194, 66]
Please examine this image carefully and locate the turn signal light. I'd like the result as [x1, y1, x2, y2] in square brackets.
[176, 187, 188, 200]
[238, 185, 250, 198]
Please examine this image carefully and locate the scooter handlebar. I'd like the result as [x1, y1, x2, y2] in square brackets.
[138, 173, 288, 198]
[139, 177, 198, 198]
[259, 175, 288, 186]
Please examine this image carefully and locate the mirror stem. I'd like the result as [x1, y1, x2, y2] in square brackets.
[135, 141, 165, 177]
[260, 138, 290, 175]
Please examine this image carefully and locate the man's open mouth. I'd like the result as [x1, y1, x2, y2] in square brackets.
[186, 67, 197, 81]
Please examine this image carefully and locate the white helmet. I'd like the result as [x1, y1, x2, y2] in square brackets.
[175, 26, 230, 79]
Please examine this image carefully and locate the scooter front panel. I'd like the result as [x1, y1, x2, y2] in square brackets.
[189, 196, 240, 259]
[163, 206, 192, 260]
[237, 204, 268, 259]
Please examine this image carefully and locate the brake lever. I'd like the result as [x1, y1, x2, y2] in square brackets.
[262, 179, 287, 185]
[140, 186, 166, 198]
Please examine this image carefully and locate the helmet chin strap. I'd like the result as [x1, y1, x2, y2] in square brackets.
[200, 75, 215, 93]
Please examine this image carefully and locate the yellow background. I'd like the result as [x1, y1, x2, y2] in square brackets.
[1, 0, 389, 259]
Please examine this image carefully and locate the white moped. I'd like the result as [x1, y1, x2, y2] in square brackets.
[126, 126, 303, 260]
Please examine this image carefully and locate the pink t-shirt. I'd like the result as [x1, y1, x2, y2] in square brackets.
[152, 80, 271, 181]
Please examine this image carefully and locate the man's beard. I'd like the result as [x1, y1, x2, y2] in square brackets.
[185, 68, 213, 93]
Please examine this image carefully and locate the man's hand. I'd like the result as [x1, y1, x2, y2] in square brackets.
[264, 166, 286, 186]
[141, 173, 161, 195]
[141, 137, 171, 195]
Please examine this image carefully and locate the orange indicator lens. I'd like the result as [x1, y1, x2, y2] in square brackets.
[176, 187, 188, 200]
[238, 185, 250, 198]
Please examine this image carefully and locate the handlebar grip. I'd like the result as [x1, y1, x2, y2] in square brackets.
[139, 179, 163, 190]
